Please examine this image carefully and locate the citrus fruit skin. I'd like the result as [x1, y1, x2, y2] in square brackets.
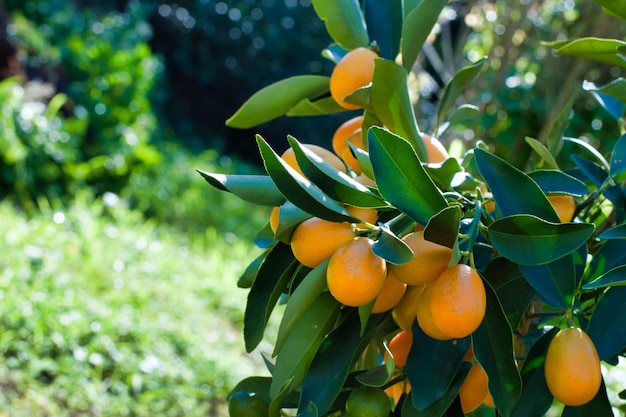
[416, 283, 453, 341]
[547, 194, 576, 223]
[327, 237, 387, 307]
[387, 329, 413, 367]
[290, 217, 355, 268]
[371, 271, 407, 314]
[345, 205, 378, 225]
[389, 231, 452, 286]
[422, 134, 449, 163]
[332, 115, 365, 172]
[544, 327, 602, 406]
[384, 379, 411, 406]
[345, 386, 391, 417]
[280, 144, 346, 177]
[429, 264, 486, 339]
[228, 391, 269, 417]
[459, 362, 489, 413]
[330, 47, 378, 110]
[269, 206, 280, 234]
[391, 284, 422, 330]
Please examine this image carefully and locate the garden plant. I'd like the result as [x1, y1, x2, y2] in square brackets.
[201, 1, 626, 416]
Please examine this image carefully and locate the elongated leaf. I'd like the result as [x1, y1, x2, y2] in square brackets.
[401, 0, 448, 71]
[519, 254, 577, 309]
[245, 243, 298, 352]
[474, 149, 560, 222]
[571, 154, 625, 209]
[584, 239, 626, 284]
[270, 293, 340, 398]
[197, 170, 285, 206]
[545, 37, 626, 69]
[257, 136, 354, 222]
[226, 76, 330, 128]
[371, 223, 414, 264]
[528, 169, 588, 196]
[525, 137, 559, 169]
[562, 379, 614, 417]
[238, 250, 267, 288]
[438, 104, 480, 136]
[274, 260, 330, 355]
[546, 85, 577, 155]
[370, 60, 425, 158]
[583, 78, 626, 119]
[583, 265, 626, 289]
[424, 206, 462, 250]
[610, 132, 626, 178]
[586, 285, 626, 360]
[593, 0, 626, 20]
[287, 136, 387, 208]
[368, 127, 448, 225]
[355, 343, 396, 386]
[510, 328, 559, 417]
[565, 138, 610, 170]
[311, 0, 369, 50]
[286, 96, 346, 116]
[599, 223, 626, 239]
[363, 0, 402, 60]
[435, 57, 486, 133]
[406, 323, 471, 410]
[489, 214, 594, 266]
[473, 282, 522, 417]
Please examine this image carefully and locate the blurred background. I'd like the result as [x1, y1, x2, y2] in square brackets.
[0, 0, 625, 415]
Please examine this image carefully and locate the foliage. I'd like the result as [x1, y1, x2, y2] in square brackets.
[201, 1, 626, 417]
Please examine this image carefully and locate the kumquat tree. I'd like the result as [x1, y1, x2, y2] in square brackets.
[199, 1, 626, 416]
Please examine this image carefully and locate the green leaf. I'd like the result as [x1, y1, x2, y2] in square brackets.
[473, 282, 522, 417]
[571, 155, 626, 209]
[528, 169, 588, 196]
[371, 223, 415, 264]
[424, 206, 462, 250]
[586, 285, 626, 360]
[256, 136, 354, 222]
[406, 323, 471, 410]
[401, 0, 448, 72]
[45, 93, 68, 120]
[355, 343, 396, 387]
[599, 223, 626, 239]
[610, 132, 626, 178]
[565, 138, 610, 171]
[488, 214, 594, 266]
[510, 328, 559, 417]
[287, 136, 387, 208]
[226, 75, 330, 128]
[435, 57, 486, 134]
[197, 170, 285, 206]
[370, 60, 425, 159]
[519, 254, 577, 310]
[593, 0, 626, 20]
[425, 157, 464, 192]
[244, 243, 298, 352]
[544, 37, 626, 69]
[583, 78, 626, 119]
[274, 260, 330, 355]
[368, 127, 448, 225]
[238, 250, 267, 288]
[363, 0, 402, 60]
[545, 85, 578, 155]
[474, 149, 560, 222]
[273, 201, 311, 244]
[584, 239, 626, 284]
[582, 265, 626, 289]
[311, 0, 370, 50]
[270, 292, 340, 398]
[525, 137, 559, 169]
[561, 379, 614, 417]
[438, 104, 480, 136]
[286, 96, 347, 116]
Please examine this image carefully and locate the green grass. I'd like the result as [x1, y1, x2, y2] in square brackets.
[0, 192, 271, 416]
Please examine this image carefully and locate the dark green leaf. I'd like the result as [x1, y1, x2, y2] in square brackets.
[425, 157, 464, 192]
[368, 127, 447, 225]
[510, 328, 559, 417]
[238, 250, 267, 288]
[584, 239, 626, 284]
[274, 201, 310, 244]
[286, 96, 346, 116]
[545, 37, 626, 69]
[593, 0, 626, 20]
[270, 293, 340, 398]
[473, 282, 523, 417]
[565, 138, 610, 170]
[197, 170, 285, 206]
[474, 149, 560, 222]
[424, 206, 462, 250]
[519, 254, 576, 310]
[406, 322, 471, 410]
[257, 135, 354, 222]
[363, 0, 402, 60]
[586, 285, 626, 360]
[401, 0, 448, 72]
[546, 85, 578, 155]
[435, 58, 486, 133]
[311, 0, 370, 50]
[287, 136, 387, 208]
[226, 75, 330, 128]
[610, 133, 626, 178]
[438, 104, 480, 136]
[370, 60, 426, 159]
[582, 265, 626, 289]
[488, 214, 594, 266]
[355, 343, 396, 387]
[528, 169, 588, 196]
[274, 260, 330, 355]
[571, 155, 625, 209]
[562, 379, 614, 417]
[598, 223, 626, 239]
[583, 78, 626, 119]
[525, 137, 559, 169]
[371, 223, 415, 264]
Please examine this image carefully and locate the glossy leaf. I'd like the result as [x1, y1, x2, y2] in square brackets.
[355, 343, 396, 387]
[286, 96, 346, 117]
[370, 60, 425, 159]
[510, 328, 559, 417]
[270, 292, 340, 398]
[438, 104, 480, 136]
[257, 135, 355, 222]
[610, 132, 626, 178]
[311, 0, 369, 50]
[371, 222, 414, 265]
[274, 260, 330, 355]
[583, 265, 626, 289]
[545, 37, 626, 69]
[528, 169, 588, 196]
[525, 137, 558, 169]
[473, 282, 522, 417]
[406, 322, 471, 410]
[245, 243, 298, 352]
[586, 285, 626, 360]
[584, 239, 626, 284]
[226, 75, 330, 128]
[583, 78, 626, 119]
[488, 214, 594, 266]
[363, 0, 402, 60]
[598, 223, 626, 239]
[287, 136, 387, 208]
[520, 253, 577, 310]
[197, 170, 285, 206]
[424, 205, 462, 250]
[565, 138, 610, 170]
[435, 57, 486, 133]
[425, 157, 464, 192]
[238, 250, 266, 288]
[274, 201, 310, 244]
[474, 149, 560, 222]
[401, 0, 448, 72]
[561, 379, 614, 417]
[369, 127, 447, 225]
[593, 0, 626, 20]
[571, 154, 626, 209]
